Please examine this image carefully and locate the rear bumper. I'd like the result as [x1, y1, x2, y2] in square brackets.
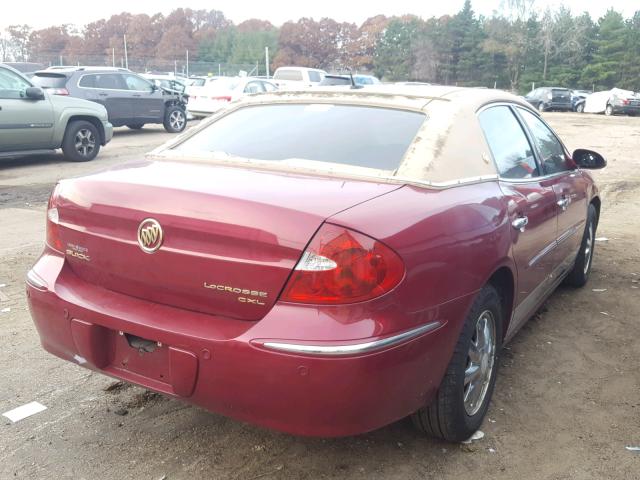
[26, 251, 472, 437]
[612, 105, 640, 115]
[544, 102, 572, 111]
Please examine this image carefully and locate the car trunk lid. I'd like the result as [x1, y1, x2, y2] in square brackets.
[54, 161, 400, 320]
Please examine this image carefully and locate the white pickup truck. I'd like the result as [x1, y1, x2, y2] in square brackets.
[272, 66, 327, 90]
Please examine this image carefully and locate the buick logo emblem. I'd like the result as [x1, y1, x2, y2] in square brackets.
[137, 218, 163, 253]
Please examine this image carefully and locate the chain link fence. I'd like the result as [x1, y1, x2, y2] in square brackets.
[29, 53, 269, 78]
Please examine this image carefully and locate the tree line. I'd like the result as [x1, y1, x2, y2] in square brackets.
[1, 1, 639, 92]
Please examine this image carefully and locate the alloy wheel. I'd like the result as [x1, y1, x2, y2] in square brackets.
[583, 223, 594, 275]
[464, 310, 496, 416]
[74, 129, 96, 157]
[170, 110, 186, 131]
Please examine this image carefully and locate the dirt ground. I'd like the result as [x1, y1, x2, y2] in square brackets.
[0, 115, 638, 480]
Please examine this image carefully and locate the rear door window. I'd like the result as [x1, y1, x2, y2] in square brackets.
[478, 105, 539, 179]
[243, 81, 265, 94]
[174, 104, 425, 171]
[92, 74, 126, 90]
[308, 70, 322, 83]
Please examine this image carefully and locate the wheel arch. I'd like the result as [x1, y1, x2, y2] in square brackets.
[485, 265, 516, 340]
[590, 195, 601, 228]
[64, 115, 106, 145]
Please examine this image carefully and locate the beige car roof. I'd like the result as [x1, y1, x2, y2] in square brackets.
[152, 85, 535, 188]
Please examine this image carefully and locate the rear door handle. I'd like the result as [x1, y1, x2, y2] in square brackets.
[557, 197, 570, 211]
[512, 216, 529, 232]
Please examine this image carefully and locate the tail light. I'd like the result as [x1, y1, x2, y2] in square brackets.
[281, 224, 404, 304]
[47, 88, 69, 96]
[46, 186, 63, 252]
[622, 99, 630, 105]
[211, 96, 232, 101]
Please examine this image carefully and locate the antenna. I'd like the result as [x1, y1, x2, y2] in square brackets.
[347, 68, 363, 89]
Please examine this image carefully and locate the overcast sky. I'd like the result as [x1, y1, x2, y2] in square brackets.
[1, 0, 638, 30]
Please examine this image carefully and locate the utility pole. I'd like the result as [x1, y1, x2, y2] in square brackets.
[186, 50, 189, 77]
[123, 34, 128, 70]
[265, 46, 270, 78]
[112, 48, 115, 67]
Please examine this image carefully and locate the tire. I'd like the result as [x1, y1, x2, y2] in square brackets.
[127, 124, 145, 130]
[605, 104, 613, 116]
[163, 106, 187, 133]
[576, 103, 584, 113]
[564, 204, 597, 287]
[412, 285, 503, 442]
[61, 120, 101, 162]
[538, 102, 546, 112]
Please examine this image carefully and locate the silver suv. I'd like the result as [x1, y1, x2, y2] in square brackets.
[0, 64, 113, 162]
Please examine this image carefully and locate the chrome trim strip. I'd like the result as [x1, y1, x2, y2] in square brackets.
[528, 240, 557, 267]
[0, 123, 53, 129]
[557, 224, 581, 245]
[26, 269, 48, 291]
[262, 321, 442, 356]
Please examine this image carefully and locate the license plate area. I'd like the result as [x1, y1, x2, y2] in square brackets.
[114, 332, 170, 383]
[70, 319, 199, 398]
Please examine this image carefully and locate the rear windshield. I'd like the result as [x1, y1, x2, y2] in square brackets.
[174, 104, 425, 170]
[274, 69, 303, 81]
[31, 73, 68, 88]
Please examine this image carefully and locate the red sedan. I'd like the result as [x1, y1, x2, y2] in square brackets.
[26, 86, 605, 441]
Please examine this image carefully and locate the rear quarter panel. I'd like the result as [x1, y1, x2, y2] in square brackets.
[329, 181, 515, 333]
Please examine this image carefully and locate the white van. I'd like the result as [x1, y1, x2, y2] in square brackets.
[272, 66, 327, 89]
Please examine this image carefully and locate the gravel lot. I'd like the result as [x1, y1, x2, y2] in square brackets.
[1, 115, 639, 479]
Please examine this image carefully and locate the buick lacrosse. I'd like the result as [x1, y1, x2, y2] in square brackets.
[27, 86, 605, 441]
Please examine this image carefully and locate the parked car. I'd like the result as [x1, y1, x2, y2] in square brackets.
[0, 63, 112, 161]
[27, 85, 604, 441]
[318, 74, 381, 87]
[272, 66, 327, 89]
[571, 89, 592, 113]
[524, 87, 572, 112]
[583, 88, 640, 116]
[187, 76, 277, 118]
[30, 67, 188, 133]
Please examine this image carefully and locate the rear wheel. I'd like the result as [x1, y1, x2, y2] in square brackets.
[61, 120, 100, 162]
[163, 106, 187, 133]
[605, 104, 613, 116]
[127, 124, 145, 130]
[538, 102, 546, 112]
[412, 285, 502, 442]
[576, 103, 585, 113]
[564, 204, 597, 287]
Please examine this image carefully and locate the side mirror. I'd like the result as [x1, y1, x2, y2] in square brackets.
[24, 86, 45, 100]
[572, 149, 606, 169]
